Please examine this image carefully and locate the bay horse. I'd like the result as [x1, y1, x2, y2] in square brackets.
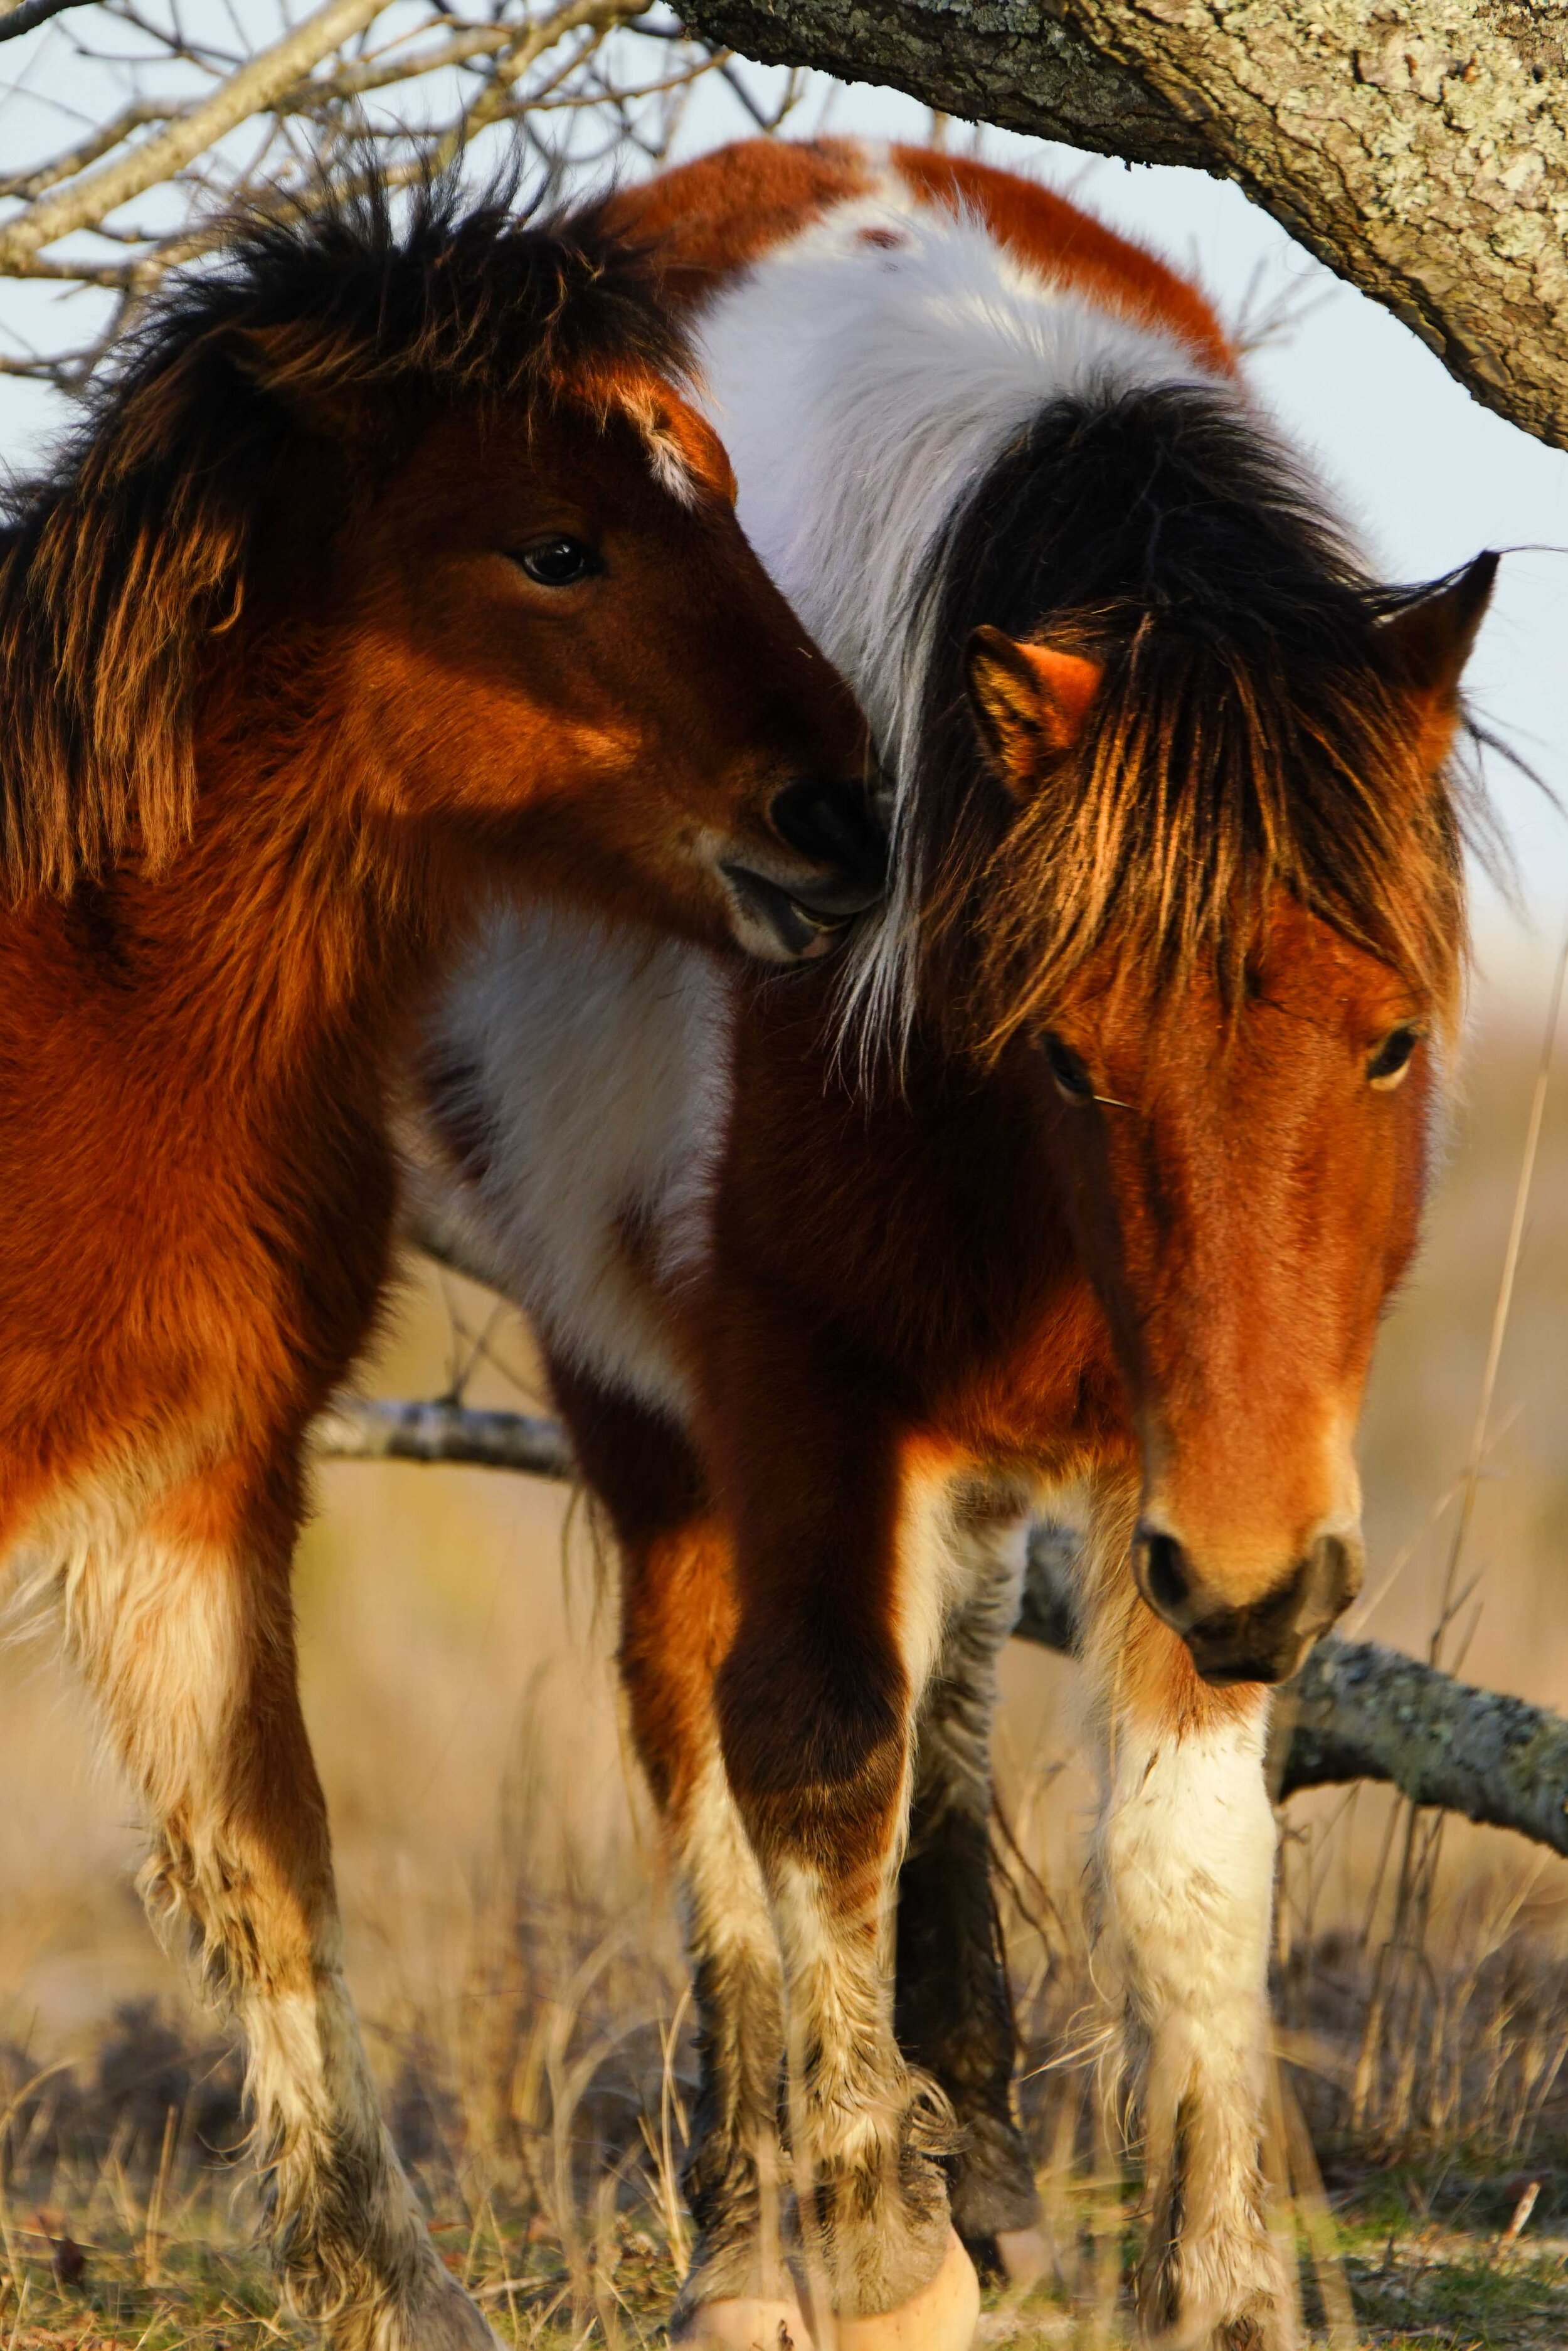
[0, 178, 881, 2351]
[418, 142, 1493, 2350]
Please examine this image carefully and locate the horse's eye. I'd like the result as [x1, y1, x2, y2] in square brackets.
[1044, 1033, 1094, 1103]
[1368, 1025, 1421, 1089]
[513, 535, 601, 587]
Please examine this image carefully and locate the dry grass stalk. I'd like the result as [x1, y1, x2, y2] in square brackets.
[141, 2102, 177, 2287]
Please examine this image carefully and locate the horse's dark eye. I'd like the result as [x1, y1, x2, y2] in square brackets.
[1044, 1033, 1094, 1102]
[1368, 1026, 1421, 1089]
[514, 535, 601, 587]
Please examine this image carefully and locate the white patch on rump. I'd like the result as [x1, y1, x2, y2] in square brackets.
[695, 172, 1212, 761]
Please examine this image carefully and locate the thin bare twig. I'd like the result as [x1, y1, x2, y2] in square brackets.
[0, 0, 96, 44]
[0, 0, 400, 270]
[1431, 921, 1568, 1671]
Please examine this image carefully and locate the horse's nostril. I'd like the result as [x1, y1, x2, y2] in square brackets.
[1299, 1532, 1359, 1635]
[768, 777, 887, 889]
[1138, 1527, 1191, 1619]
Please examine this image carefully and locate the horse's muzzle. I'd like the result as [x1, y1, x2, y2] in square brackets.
[1133, 1523, 1362, 1686]
[721, 777, 887, 960]
[768, 776, 887, 897]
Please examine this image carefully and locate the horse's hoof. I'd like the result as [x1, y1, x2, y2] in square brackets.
[992, 2228, 1049, 2290]
[835, 2231, 980, 2351]
[673, 2297, 815, 2351]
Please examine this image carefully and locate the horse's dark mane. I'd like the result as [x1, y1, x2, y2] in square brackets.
[0, 176, 689, 900]
[907, 385, 1475, 1052]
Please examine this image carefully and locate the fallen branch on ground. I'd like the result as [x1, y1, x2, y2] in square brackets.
[315, 1394, 1568, 1857]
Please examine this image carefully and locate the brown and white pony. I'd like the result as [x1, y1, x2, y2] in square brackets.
[0, 180, 880, 2351]
[419, 143, 1492, 2351]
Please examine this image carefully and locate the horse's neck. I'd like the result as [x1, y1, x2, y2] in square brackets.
[109, 732, 463, 1103]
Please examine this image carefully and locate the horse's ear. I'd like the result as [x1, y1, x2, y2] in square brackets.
[966, 625, 1102, 798]
[1380, 551, 1497, 724]
[0, 335, 277, 900]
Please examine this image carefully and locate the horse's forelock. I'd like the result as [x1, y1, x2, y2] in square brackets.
[965, 632, 1469, 1056]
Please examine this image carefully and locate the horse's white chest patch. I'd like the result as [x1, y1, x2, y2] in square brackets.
[424, 912, 733, 1416]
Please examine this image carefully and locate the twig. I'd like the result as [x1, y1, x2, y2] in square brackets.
[0, 2172, 23, 2310]
[0, 0, 394, 269]
[0, 0, 95, 43]
[142, 2103, 177, 2286]
[1498, 2178, 1539, 2252]
[1431, 921, 1568, 1670]
[317, 1394, 573, 1477]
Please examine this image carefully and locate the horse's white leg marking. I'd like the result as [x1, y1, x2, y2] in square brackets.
[672, 1743, 804, 2337]
[612, 1511, 802, 2339]
[40, 1463, 501, 2351]
[1079, 1483, 1288, 2350]
[769, 1844, 968, 2333]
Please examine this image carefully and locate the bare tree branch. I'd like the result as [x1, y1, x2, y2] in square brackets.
[673, 0, 1568, 451]
[0, 0, 409, 273]
[317, 1393, 573, 1477]
[1275, 1638, 1568, 1856]
[0, 0, 813, 381]
[313, 1392, 1568, 1857]
[0, 0, 97, 43]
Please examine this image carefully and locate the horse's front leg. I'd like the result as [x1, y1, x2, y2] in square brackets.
[548, 1357, 802, 2351]
[1080, 1492, 1288, 2351]
[56, 1450, 499, 2351]
[894, 1488, 1043, 2281]
[714, 1415, 980, 2351]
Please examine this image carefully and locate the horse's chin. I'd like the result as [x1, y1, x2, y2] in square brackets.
[719, 862, 863, 962]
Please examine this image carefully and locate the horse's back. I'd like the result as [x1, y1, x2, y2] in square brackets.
[421, 913, 731, 1418]
[610, 139, 1231, 371]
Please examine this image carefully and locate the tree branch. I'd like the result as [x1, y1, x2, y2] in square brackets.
[314, 1393, 1568, 1855]
[1275, 1635, 1568, 1856]
[0, 0, 97, 43]
[0, 0, 396, 271]
[670, 0, 1568, 451]
[317, 1394, 574, 1478]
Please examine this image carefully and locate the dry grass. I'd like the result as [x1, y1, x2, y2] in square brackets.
[3, 992, 1567, 2346]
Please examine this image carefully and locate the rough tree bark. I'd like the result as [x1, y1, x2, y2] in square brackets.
[315, 1394, 1568, 1858]
[670, 0, 1568, 450]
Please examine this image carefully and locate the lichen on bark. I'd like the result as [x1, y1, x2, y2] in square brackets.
[677, 0, 1568, 447]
